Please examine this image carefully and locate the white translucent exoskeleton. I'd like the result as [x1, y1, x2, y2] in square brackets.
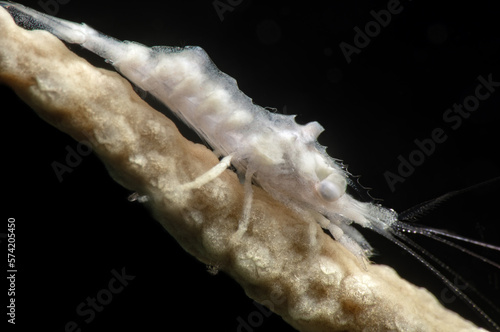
[0, 1, 392, 257]
[2, 2, 499, 329]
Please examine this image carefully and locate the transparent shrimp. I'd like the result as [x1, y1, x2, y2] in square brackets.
[2, 1, 499, 329]
[0, 1, 388, 257]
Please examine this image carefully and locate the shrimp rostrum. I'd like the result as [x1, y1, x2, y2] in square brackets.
[1, 1, 498, 329]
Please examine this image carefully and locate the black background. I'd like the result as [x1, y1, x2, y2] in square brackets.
[2, 0, 499, 331]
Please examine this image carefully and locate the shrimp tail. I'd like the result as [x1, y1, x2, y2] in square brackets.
[0, 1, 127, 63]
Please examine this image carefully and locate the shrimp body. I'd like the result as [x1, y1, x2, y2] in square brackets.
[118, 43, 397, 256]
[0, 2, 399, 258]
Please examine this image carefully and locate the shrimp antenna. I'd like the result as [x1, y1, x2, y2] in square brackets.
[394, 221, 500, 268]
[399, 177, 500, 221]
[397, 221, 500, 251]
[370, 225, 500, 331]
[390, 177, 500, 328]
[395, 176, 500, 267]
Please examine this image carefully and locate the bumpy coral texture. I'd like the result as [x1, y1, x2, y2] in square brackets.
[0, 7, 484, 331]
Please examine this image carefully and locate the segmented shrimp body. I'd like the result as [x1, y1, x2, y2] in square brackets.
[126, 44, 396, 256]
[0, 1, 398, 258]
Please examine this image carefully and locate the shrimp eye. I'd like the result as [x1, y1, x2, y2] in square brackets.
[317, 179, 342, 202]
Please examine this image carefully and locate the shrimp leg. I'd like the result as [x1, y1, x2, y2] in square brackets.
[233, 169, 255, 241]
[177, 155, 233, 191]
[127, 155, 233, 204]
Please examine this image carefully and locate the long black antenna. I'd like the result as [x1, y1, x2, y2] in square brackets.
[394, 221, 500, 269]
[370, 224, 500, 331]
[399, 177, 500, 221]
